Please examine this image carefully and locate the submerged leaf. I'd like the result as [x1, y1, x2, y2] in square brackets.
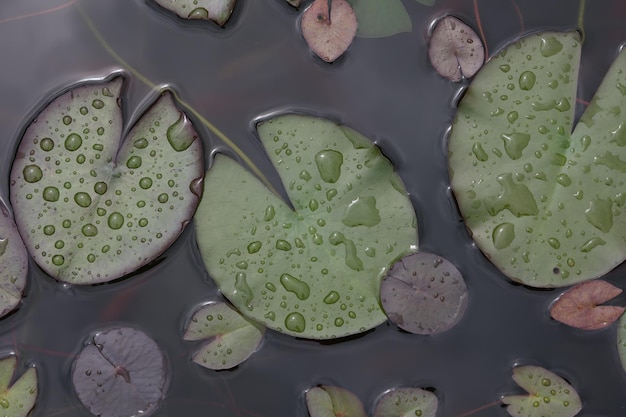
[381, 252, 468, 334]
[428, 16, 484, 81]
[183, 301, 265, 370]
[301, 0, 357, 62]
[550, 280, 625, 330]
[415, 0, 436, 5]
[0, 356, 37, 417]
[0, 201, 27, 318]
[152, 0, 236, 26]
[448, 31, 626, 287]
[617, 313, 626, 373]
[346, 0, 411, 38]
[72, 327, 167, 417]
[10, 75, 203, 284]
[195, 114, 417, 339]
[372, 387, 438, 417]
[306, 385, 367, 417]
[502, 365, 581, 417]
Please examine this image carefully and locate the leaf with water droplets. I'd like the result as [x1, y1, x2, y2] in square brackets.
[152, 0, 236, 26]
[0, 355, 37, 417]
[301, 0, 357, 62]
[306, 385, 367, 417]
[346, 0, 411, 38]
[428, 16, 484, 81]
[0, 201, 27, 318]
[10, 74, 203, 284]
[502, 365, 581, 417]
[550, 280, 625, 330]
[195, 114, 417, 339]
[72, 327, 167, 417]
[183, 301, 265, 370]
[372, 387, 438, 417]
[449, 31, 626, 287]
[380, 252, 468, 334]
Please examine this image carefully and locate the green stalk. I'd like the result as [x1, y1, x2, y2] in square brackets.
[577, 0, 586, 41]
[76, 3, 277, 195]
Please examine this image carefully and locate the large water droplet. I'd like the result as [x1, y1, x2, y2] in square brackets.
[280, 273, 310, 300]
[483, 173, 538, 217]
[92, 99, 105, 109]
[264, 205, 276, 221]
[0, 238, 7, 257]
[43, 186, 60, 202]
[52, 254, 65, 266]
[94, 182, 108, 195]
[519, 71, 536, 90]
[82, 223, 98, 237]
[540, 36, 563, 57]
[492, 223, 515, 249]
[108, 212, 124, 230]
[285, 312, 306, 333]
[134, 138, 149, 149]
[342, 196, 381, 227]
[234, 272, 253, 305]
[500, 132, 530, 160]
[139, 177, 153, 190]
[472, 143, 488, 161]
[40, 137, 54, 151]
[126, 156, 142, 169]
[188, 7, 209, 19]
[323, 291, 340, 304]
[315, 150, 343, 183]
[247, 241, 262, 254]
[65, 133, 83, 151]
[167, 113, 196, 152]
[23, 165, 43, 183]
[329, 232, 364, 271]
[74, 192, 92, 208]
[581, 237, 606, 253]
[276, 240, 292, 251]
[585, 197, 613, 233]
[556, 173, 572, 187]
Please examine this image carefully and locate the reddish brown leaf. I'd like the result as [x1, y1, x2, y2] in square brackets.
[301, 0, 357, 62]
[550, 280, 625, 330]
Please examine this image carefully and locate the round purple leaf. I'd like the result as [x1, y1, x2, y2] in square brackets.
[72, 327, 167, 417]
[380, 252, 468, 334]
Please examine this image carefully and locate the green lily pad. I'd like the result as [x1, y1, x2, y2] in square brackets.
[0, 201, 28, 318]
[449, 31, 626, 287]
[10, 75, 203, 284]
[152, 0, 236, 26]
[501, 365, 582, 417]
[617, 312, 626, 373]
[183, 301, 265, 370]
[0, 355, 38, 417]
[346, 0, 412, 38]
[306, 385, 367, 417]
[195, 114, 417, 339]
[372, 387, 438, 417]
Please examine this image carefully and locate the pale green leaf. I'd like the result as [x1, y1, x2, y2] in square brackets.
[372, 387, 438, 417]
[306, 385, 367, 417]
[346, 0, 412, 38]
[152, 0, 236, 26]
[0, 356, 37, 417]
[0, 201, 27, 318]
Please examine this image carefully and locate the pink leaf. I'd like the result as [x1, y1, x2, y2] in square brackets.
[550, 280, 625, 330]
[301, 0, 357, 62]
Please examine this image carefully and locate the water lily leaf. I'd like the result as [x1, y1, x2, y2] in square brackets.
[380, 252, 468, 334]
[72, 327, 167, 417]
[152, 0, 236, 26]
[306, 385, 367, 417]
[286, 0, 301, 8]
[0, 202, 27, 318]
[195, 114, 417, 339]
[301, 0, 357, 63]
[346, 0, 411, 38]
[183, 301, 265, 370]
[448, 31, 626, 287]
[372, 387, 438, 417]
[501, 365, 582, 417]
[0, 355, 37, 417]
[617, 312, 626, 373]
[550, 280, 625, 330]
[10, 76, 203, 284]
[428, 16, 484, 82]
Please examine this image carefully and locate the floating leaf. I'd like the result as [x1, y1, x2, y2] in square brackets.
[0, 355, 37, 417]
[306, 385, 367, 417]
[152, 0, 236, 26]
[286, 0, 301, 7]
[346, 0, 411, 38]
[428, 16, 484, 82]
[502, 365, 582, 417]
[617, 312, 626, 373]
[301, 0, 357, 62]
[380, 252, 468, 334]
[0, 202, 27, 318]
[72, 327, 167, 417]
[10, 75, 203, 284]
[183, 301, 265, 370]
[448, 31, 626, 287]
[550, 280, 625, 330]
[372, 387, 438, 417]
[195, 114, 417, 339]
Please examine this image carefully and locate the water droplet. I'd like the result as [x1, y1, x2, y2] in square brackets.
[188, 7, 209, 19]
[134, 138, 149, 149]
[285, 312, 306, 333]
[364, 247, 376, 257]
[0, 238, 7, 257]
[499, 64, 510, 73]
[315, 150, 343, 183]
[167, 113, 196, 151]
[472, 143, 488, 161]
[43, 186, 60, 202]
[585, 197, 613, 233]
[309, 199, 319, 211]
[158, 193, 169, 203]
[139, 177, 153, 189]
[126, 156, 142, 169]
[264, 205, 276, 221]
[81, 223, 98, 237]
[0, 398, 9, 409]
[73, 192, 92, 208]
[556, 174, 572, 187]
[492, 223, 515, 249]
[23, 165, 43, 183]
[52, 254, 65, 266]
[97, 127, 105, 135]
[519, 71, 536, 90]
[92, 99, 105, 109]
[548, 238, 560, 249]
[483, 173, 538, 217]
[581, 237, 606, 252]
[93, 182, 108, 195]
[234, 272, 253, 305]
[324, 291, 340, 304]
[334, 317, 344, 327]
[108, 212, 124, 230]
[299, 170, 312, 181]
[329, 232, 364, 271]
[326, 188, 338, 201]
[280, 273, 310, 300]
[247, 241, 262, 254]
[500, 132, 530, 160]
[40, 137, 54, 151]
[64, 133, 82, 151]
[507, 111, 519, 124]
[540, 35, 563, 57]
[276, 240, 292, 251]
[87, 254, 96, 263]
[62, 115, 73, 125]
[62, 219, 71, 228]
[54, 240, 64, 249]
[342, 196, 380, 227]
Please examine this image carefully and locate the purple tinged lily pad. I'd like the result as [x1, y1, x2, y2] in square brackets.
[152, 0, 236, 26]
[0, 201, 27, 318]
[428, 16, 484, 81]
[72, 327, 167, 417]
[372, 387, 438, 417]
[380, 252, 468, 335]
[305, 385, 367, 417]
[301, 0, 358, 62]
[0, 355, 37, 417]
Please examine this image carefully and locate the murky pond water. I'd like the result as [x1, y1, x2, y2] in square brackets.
[0, 0, 625, 415]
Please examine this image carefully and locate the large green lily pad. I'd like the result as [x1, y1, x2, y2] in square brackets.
[449, 31, 626, 287]
[10, 75, 203, 284]
[195, 114, 417, 339]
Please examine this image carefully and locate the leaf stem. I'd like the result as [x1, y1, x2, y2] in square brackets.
[577, 0, 586, 41]
[76, 2, 278, 195]
[472, 0, 488, 61]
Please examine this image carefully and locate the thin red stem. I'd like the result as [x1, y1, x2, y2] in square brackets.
[0, 0, 79, 25]
[455, 400, 501, 417]
[473, 0, 489, 60]
[509, 0, 524, 32]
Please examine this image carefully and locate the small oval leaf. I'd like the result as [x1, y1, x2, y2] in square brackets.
[301, 0, 357, 62]
[0, 355, 37, 417]
[306, 385, 367, 417]
[0, 201, 27, 318]
[152, 0, 236, 26]
[380, 252, 468, 334]
[372, 387, 438, 417]
[550, 280, 625, 330]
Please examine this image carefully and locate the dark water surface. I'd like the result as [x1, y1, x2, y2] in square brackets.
[1, 0, 625, 416]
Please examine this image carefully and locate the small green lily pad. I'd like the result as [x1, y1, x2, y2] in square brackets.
[152, 0, 236, 26]
[0, 356, 37, 417]
[183, 301, 265, 370]
[306, 385, 367, 417]
[372, 387, 438, 417]
[0, 201, 28, 318]
[195, 114, 417, 339]
[502, 365, 582, 417]
[10, 75, 203, 284]
[449, 31, 626, 287]
[346, 0, 412, 38]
